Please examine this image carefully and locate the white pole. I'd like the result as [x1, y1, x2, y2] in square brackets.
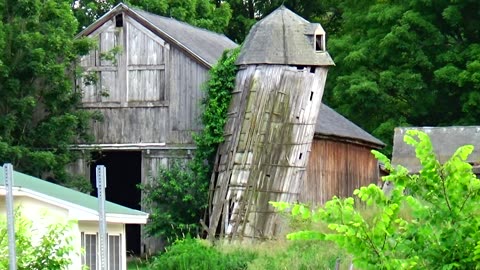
[96, 165, 107, 270]
[4, 163, 17, 270]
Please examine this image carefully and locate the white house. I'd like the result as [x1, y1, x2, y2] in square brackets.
[0, 166, 149, 270]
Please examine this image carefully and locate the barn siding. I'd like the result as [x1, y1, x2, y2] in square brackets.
[208, 65, 328, 240]
[78, 14, 208, 146]
[302, 139, 379, 205]
[73, 11, 215, 253]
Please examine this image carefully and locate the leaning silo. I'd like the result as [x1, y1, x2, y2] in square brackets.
[207, 5, 334, 241]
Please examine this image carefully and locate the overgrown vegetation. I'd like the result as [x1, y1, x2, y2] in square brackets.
[0, 212, 75, 269]
[140, 47, 240, 241]
[0, 0, 97, 191]
[272, 130, 480, 269]
[149, 237, 256, 270]
[147, 237, 349, 270]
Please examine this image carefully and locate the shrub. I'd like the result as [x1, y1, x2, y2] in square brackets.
[0, 212, 75, 269]
[272, 130, 480, 269]
[149, 237, 256, 270]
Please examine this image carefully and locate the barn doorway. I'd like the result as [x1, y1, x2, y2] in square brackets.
[90, 151, 142, 256]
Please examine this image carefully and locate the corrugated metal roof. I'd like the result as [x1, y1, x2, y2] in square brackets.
[0, 167, 148, 217]
[315, 104, 384, 147]
[236, 5, 334, 66]
[78, 3, 237, 68]
[392, 126, 480, 173]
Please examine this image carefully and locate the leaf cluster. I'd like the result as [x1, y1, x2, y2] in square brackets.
[0, 0, 97, 190]
[272, 130, 480, 269]
[0, 211, 76, 269]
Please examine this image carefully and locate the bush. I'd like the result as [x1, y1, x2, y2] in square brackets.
[248, 240, 349, 270]
[149, 237, 256, 270]
[272, 130, 480, 269]
[0, 212, 75, 269]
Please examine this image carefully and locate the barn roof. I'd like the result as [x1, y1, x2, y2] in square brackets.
[392, 126, 480, 173]
[315, 104, 384, 148]
[236, 5, 334, 66]
[0, 166, 148, 224]
[78, 3, 237, 68]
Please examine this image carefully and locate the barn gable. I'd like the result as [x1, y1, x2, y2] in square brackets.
[71, 4, 237, 254]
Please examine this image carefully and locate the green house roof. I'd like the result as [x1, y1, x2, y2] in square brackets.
[0, 166, 147, 218]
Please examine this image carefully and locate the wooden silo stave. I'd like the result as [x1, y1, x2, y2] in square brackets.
[208, 6, 334, 240]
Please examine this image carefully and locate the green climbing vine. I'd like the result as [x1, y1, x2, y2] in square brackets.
[140, 47, 240, 241]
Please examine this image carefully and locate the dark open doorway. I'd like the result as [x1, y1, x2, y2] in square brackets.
[90, 151, 142, 256]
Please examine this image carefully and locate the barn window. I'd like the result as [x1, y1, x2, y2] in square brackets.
[315, 34, 324, 51]
[115, 14, 123, 27]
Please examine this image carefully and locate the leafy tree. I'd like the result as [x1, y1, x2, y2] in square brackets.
[272, 130, 480, 269]
[140, 47, 240, 241]
[73, 0, 232, 33]
[0, 0, 96, 190]
[323, 0, 480, 154]
[224, 0, 342, 43]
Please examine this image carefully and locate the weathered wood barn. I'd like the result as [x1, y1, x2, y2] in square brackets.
[207, 6, 335, 241]
[70, 3, 236, 254]
[301, 104, 385, 205]
[392, 126, 480, 175]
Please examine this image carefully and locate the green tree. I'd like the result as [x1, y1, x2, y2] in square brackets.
[224, 0, 341, 43]
[272, 130, 480, 269]
[73, 0, 232, 34]
[323, 0, 480, 154]
[0, 0, 96, 189]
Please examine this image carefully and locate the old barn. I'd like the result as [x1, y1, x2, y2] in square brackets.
[70, 3, 236, 254]
[301, 104, 385, 205]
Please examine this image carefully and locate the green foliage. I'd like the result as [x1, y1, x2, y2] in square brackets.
[0, 212, 76, 269]
[139, 161, 204, 241]
[149, 237, 256, 270]
[0, 0, 97, 190]
[323, 0, 480, 155]
[248, 240, 347, 270]
[73, 0, 232, 33]
[272, 130, 480, 269]
[140, 47, 240, 241]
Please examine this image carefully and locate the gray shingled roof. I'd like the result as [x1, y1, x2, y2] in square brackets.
[315, 104, 385, 147]
[392, 126, 480, 173]
[78, 3, 237, 68]
[130, 7, 238, 67]
[236, 6, 334, 66]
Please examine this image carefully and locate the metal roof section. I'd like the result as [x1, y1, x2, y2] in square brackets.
[315, 104, 385, 148]
[78, 3, 237, 68]
[236, 5, 335, 66]
[392, 126, 480, 173]
[0, 167, 148, 223]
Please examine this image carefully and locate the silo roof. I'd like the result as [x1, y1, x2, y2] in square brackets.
[236, 6, 334, 66]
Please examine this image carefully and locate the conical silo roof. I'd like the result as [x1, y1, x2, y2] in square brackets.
[236, 6, 335, 66]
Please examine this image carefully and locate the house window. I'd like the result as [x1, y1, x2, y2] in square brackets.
[315, 34, 324, 51]
[109, 235, 122, 270]
[81, 233, 97, 270]
[81, 233, 122, 270]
